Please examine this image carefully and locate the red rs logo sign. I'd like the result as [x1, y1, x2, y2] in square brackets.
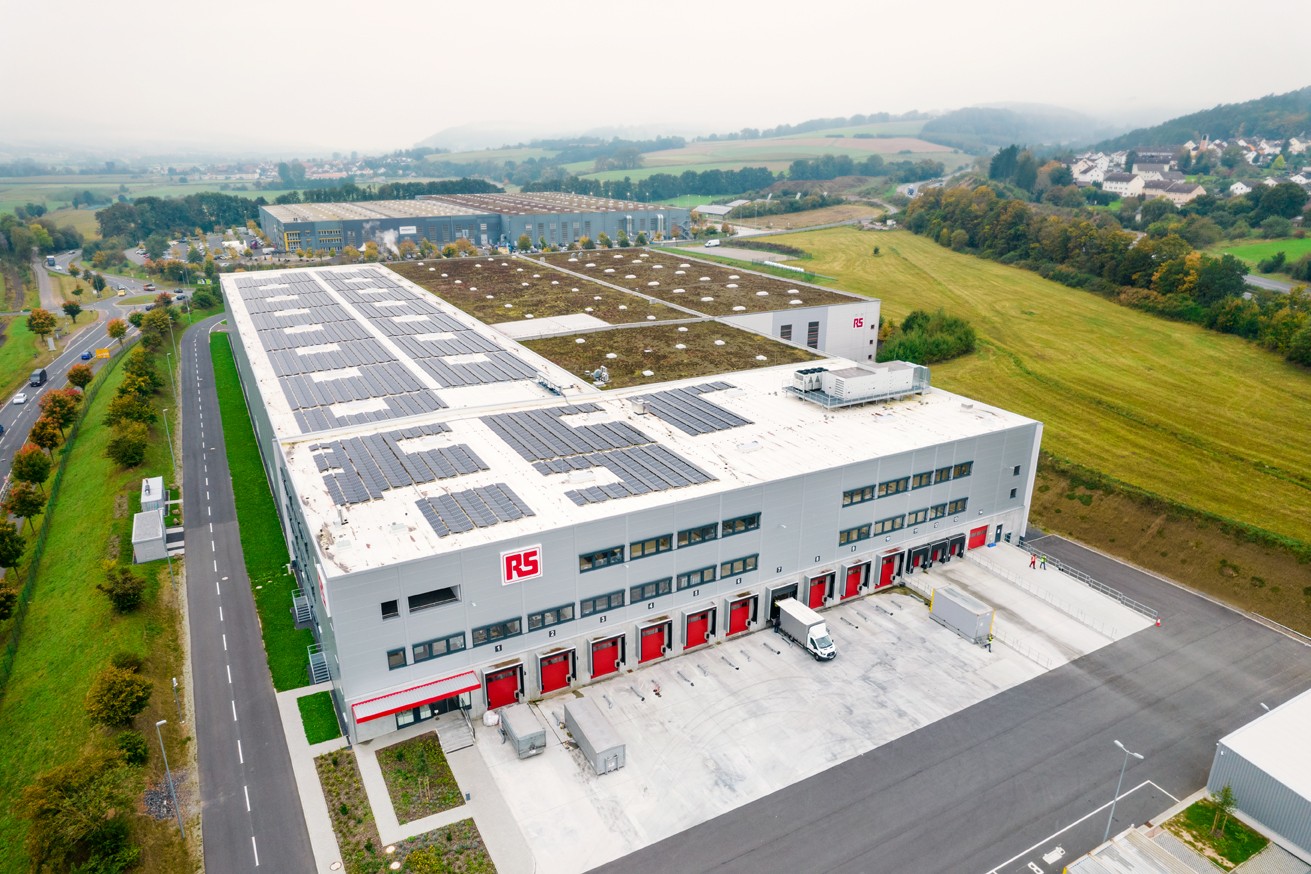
[853, 317, 865, 328]
[502, 545, 542, 585]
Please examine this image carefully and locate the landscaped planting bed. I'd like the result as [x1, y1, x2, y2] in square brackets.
[1163, 798, 1268, 871]
[298, 691, 343, 745]
[388, 257, 686, 325]
[523, 320, 820, 390]
[542, 249, 856, 316]
[376, 733, 465, 823]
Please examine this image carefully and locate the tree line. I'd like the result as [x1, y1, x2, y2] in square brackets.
[787, 155, 946, 182]
[270, 177, 501, 205]
[524, 166, 778, 201]
[903, 184, 1311, 365]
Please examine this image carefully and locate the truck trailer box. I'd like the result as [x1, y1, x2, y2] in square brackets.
[775, 597, 836, 660]
[564, 697, 625, 776]
[929, 586, 993, 644]
[500, 703, 546, 759]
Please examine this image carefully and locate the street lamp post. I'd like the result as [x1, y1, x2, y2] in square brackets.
[1103, 739, 1145, 842]
[161, 408, 178, 479]
[155, 719, 185, 838]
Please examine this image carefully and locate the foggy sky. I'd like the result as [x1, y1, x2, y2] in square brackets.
[3, 0, 1305, 156]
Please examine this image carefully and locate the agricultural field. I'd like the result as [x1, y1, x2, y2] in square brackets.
[541, 249, 854, 316]
[523, 320, 818, 390]
[388, 257, 687, 325]
[1213, 236, 1311, 271]
[730, 202, 885, 230]
[567, 161, 794, 183]
[777, 228, 1311, 551]
[0, 173, 291, 216]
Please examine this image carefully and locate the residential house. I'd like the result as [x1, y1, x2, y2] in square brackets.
[1132, 163, 1170, 181]
[1228, 181, 1255, 196]
[1143, 180, 1205, 206]
[1102, 172, 1144, 198]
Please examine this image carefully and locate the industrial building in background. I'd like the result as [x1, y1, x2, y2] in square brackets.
[220, 254, 1041, 744]
[258, 192, 691, 253]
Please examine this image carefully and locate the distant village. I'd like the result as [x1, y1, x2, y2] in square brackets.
[1068, 136, 1311, 205]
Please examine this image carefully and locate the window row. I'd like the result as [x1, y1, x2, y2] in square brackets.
[842, 461, 975, 507]
[382, 585, 460, 621]
[867, 498, 970, 538]
[580, 513, 763, 572]
[389, 630, 468, 670]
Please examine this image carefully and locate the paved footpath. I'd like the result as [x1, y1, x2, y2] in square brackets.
[182, 317, 315, 872]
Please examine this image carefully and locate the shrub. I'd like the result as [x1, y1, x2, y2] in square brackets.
[97, 566, 146, 613]
[115, 730, 149, 766]
[106, 421, 149, 467]
[109, 651, 145, 673]
[84, 666, 152, 727]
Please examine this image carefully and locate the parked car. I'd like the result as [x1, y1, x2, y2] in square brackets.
[143, 283, 156, 292]
[12, 392, 27, 405]
[80, 350, 94, 360]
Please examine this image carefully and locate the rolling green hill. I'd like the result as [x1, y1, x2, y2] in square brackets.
[1096, 85, 1311, 151]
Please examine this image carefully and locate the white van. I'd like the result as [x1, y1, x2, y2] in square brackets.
[704, 239, 721, 248]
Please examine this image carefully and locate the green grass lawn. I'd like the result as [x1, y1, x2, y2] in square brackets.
[1166, 798, 1267, 869]
[1214, 236, 1311, 270]
[210, 332, 312, 690]
[298, 691, 343, 745]
[776, 228, 1311, 548]
[0, 345, 189, 873]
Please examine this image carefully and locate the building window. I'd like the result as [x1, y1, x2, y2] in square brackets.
[579, 545, 625, 572]
[873, 515, 905, 535]
[387, 648, 407, 670]
[947, 498, 968, 514]
[677, 566, 717, 590]
[722, 513, 761, 537]
[929, 503, 948, 520]
[911, 471, 933, 490]
[630, 534, 673, 560]
[906, 508, 929, 525]
[1010, 488, 1018, 499]
[528, 603, 576, 632]
[720, 555, 758, 577]
[631, 577, 673, 602]
[381, 600, 399, 620]
[580, 590, 626, 616]
[780, 324, 793, 342]
[934, 466, 953, 484]
[677, 523, 717, 548]
[842, 485, 875, 506]
[807, 321, 820, 349]
[839, 525, 871, 545]
[877, 477, 909, 498]
[408, 586, 458, 613]
[412, 632, 466, 663]
[471, 618, 523, 648]
[1013, 465, 1022, 476]
[952, 461, 973, 479]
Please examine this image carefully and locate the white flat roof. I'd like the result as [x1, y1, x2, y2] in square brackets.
[222, 265, 1037, 577]
[1219, 686, 1311, 802]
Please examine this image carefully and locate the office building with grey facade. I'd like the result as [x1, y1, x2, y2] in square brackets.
[220, 263, 1041, 743]
[258, 192, 690, 253]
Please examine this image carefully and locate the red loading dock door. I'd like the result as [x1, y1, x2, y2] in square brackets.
[879, 556, 897, 588]
[590, 636, 623, 679]
[539, 651, 572, 695]
[640, 623, 669, 663]
[843, 563, 866, 599]
[808, 574, 830, 608]
[685, 610, 712, 650]
[728, 598, 753, 635]
[968, 526, 988, 549]
[485, 665, 521, 710]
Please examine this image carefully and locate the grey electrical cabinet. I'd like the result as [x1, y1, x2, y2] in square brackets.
[930, 586, 993, 644]
[564, 698, 625, 776]
[500, 704, 546, 759]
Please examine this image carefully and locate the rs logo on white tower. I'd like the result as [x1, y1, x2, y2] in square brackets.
[501, 545, 543, 585]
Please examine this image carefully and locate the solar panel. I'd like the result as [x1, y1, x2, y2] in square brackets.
[634, 383, 752, 435]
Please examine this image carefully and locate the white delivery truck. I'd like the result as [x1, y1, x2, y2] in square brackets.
[775, 598, 836, 660]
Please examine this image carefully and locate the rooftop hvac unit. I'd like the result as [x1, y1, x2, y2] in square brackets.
[793, 367, 828, 392]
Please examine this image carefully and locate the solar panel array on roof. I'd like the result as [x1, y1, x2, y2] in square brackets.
[315, 268, 541, 389]
[416, 483, 535, 538]
[635, 382, 752, 435]
[482, 404, 715, 505]
[311, 423, 489, 506]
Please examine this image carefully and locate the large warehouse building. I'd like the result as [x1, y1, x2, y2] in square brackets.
[1207, 688, 1311, 861]
[221, 258, 1042, 743]
[258, 192, 691, 253]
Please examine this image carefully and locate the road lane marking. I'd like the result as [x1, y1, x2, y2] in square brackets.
[216, 582, 220, 595]
[222, 634, 227, 651]
[209, 522, 213, 533]
[252, 836, 259, 867]
[218, 606, 223, 622]
[210, 540, 215, 552]
[244, 785, 251, 811]
[227, 664, 232, 683]
[231, 700, 237, 721]
[213, 560, 218, 572]
[238, 739, 243, 763]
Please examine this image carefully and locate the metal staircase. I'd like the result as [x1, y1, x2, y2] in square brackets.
[292, 592, 313, 626]
[307, 644, 331, 685]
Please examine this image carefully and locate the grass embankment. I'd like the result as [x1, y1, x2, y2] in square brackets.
[776, 228, 1311, 625]
[0, 346, 188, 873]
[731, 202, 883, 231]
[210, 331, 312, 690]
[0, 308, 105, 400]
[1164, 798, 1267, 870]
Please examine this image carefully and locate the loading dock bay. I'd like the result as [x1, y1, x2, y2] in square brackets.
[478, 545, 1154, 874]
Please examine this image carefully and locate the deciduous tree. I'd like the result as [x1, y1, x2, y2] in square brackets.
[97, 566, 146, 613]
[67, 362, 94, 389]
[28, 416, 61, 454]
[4, 480, 47, 530]
[107, 317, 127, 344]
[84, 665, 152, 726]
[103, 394, 157, 426]
[61, 301, 83, 322]
[106, 421, 149, 467]
[37, 387, 81, 436]
[26, 308, 56, 339]
[0, 520, 26, 570]
[18, 748, 138, 871]
[11, 444, 52, 490]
